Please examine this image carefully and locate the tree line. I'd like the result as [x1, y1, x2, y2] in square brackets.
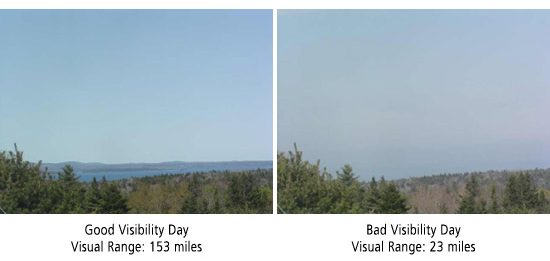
[278, 144, 408, 214]
[0, 146, 272, 214]
[123, 169, 272, 214]
[457, 173, 548, 213]
[278, 145, 550, 214]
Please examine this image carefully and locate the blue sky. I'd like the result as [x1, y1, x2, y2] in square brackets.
[278, 10, 550, 179]
[0, 10, 272, 163]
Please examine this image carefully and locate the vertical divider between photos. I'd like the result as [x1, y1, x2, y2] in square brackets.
[272, 9, 278, 214]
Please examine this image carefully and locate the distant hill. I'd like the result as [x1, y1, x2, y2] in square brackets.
[41, 160, 272, 181]
[391, 168, 550, 213]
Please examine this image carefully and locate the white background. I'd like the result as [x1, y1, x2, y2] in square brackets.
[2, 1, 550, 260]
[0, 214, 548, 260]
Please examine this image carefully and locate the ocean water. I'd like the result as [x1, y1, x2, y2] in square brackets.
[76, 165, 272, 182]
[77, 170, 173, 181]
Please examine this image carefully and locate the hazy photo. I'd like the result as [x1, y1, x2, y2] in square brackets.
[278, 10, 550, 214]
[0, 10, 273, 214]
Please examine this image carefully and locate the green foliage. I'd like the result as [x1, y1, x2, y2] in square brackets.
[85, 177, 102, 213]
[56, 165, 86, 213]
[278, 145, 409, 214]
[394, 168, 550, 213]
[0, 146, 129, 214]
[457, 175, 486, 214]
[225, 172, 272, 213]
[363, 177, 380, 212]
[333, 165, 363, 213]
[0, 145, 56, 213]
[98, 177, 128, 214]
[449, 172, 548, 214]
[337, 165, 357, 187]
[180, 174, 208, 214]
[278, 145, 550, 214]
[1, 146, 271, 214]
[359, 177, 409, 214]
[376, 178, 409, 214]
[488, 183, 500, 214]
[502, 173, 548, 213]
[277, 144, 336, 213]
[127, 169, 272, 214]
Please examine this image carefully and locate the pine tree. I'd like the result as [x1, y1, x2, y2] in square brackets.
[85, 177, 102, 213]
[276, 146, 416, 214]
[489, 183, 499, 214]
[377, 178, 409, 214]
[98, 177, 128, 214]
[180, 175, 206, 213]
[277, 144, 332, 213]
[457, 175, 481, 214]
[337, 165, 357, 187]
[535, 191, 548, 213]
[56, 165, 86, 213]
[0, 145, 52, 213]
[502, 175, 518, 211]
[503, 173, 546, 213]
[250, 185, 272, 214]
[333, 165, 363, 213]
[211, 188, 223, 213]
[363, 177, 380, 213]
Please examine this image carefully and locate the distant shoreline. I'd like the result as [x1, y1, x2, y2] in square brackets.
[39, 160, 273, 181]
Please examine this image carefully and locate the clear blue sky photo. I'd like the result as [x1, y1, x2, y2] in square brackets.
[278, 10, 550, 180]
[0, 10, 272, 163]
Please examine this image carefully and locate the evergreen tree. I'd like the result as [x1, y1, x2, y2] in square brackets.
[228, 173, 255, 211]
[333, 165, 363, 213]
[377, 178, 409, 214]
[180, 175, 206, 213]
[85, 177, 102, 213]
[3, 145, 272, 214]
[337, 165, 357, 187]
[277, 144, 333, 213]
[489, 183, 499, 214]
[95, 177, 128, 214]
[56, 165, 86, 213]
[0, 145, 55, 213]
[211, 188, 223, 213]
[458, 175, 482, 214]
[503, 173, 546, 213]
[363, 177, 380, 213]
[535, 191, 548, 213]
[250, 185, 272, 214]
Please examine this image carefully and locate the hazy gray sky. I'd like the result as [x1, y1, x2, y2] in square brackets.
[0, 10, 272, 163]
[278, 10, 550, 180]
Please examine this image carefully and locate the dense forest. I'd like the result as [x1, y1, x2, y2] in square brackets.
[395, 168, 550, 214]
[278, 145, 550, 214]
[0, 146, 272, 214]
[278, 145, 408, 214]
